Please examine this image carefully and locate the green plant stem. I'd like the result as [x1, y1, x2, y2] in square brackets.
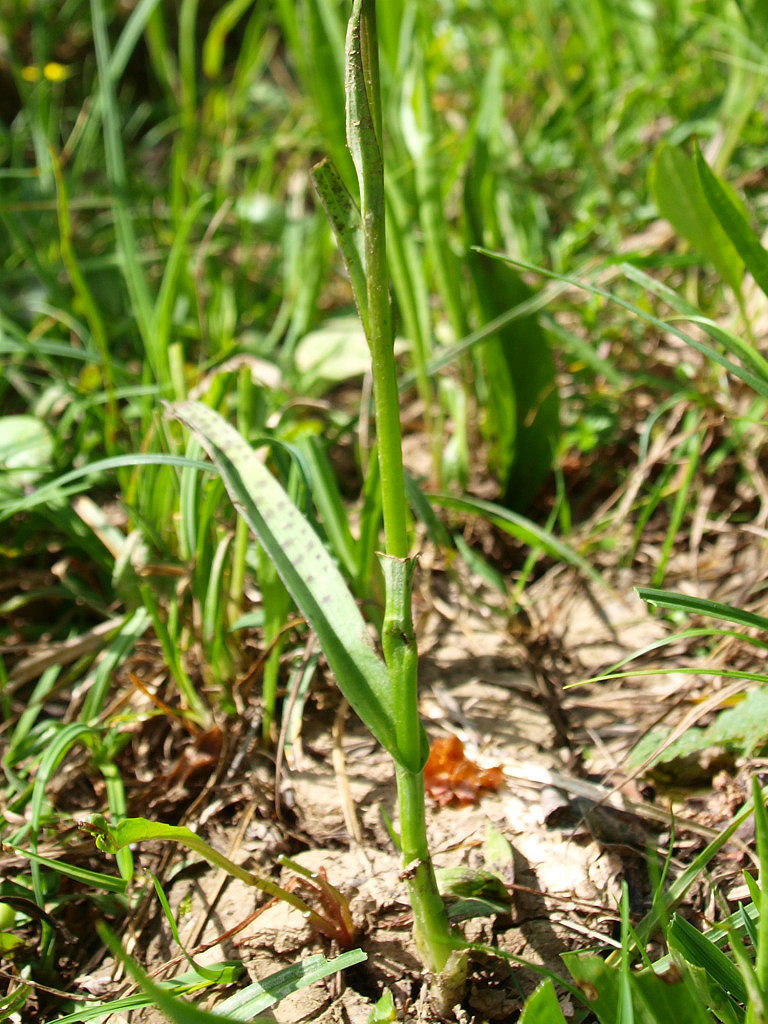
[349, 0, 454, 975]
[379, 554, 420, 759]
[360, 0, 383, 153]
[347, 0, 408, 561]
[395, 762, 457, 970]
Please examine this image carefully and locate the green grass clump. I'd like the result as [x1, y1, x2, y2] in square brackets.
[520, 777, 768, 1024]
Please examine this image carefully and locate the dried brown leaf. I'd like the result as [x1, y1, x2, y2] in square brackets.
[424, 734, 504, 806]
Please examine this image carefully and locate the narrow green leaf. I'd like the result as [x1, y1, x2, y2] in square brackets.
[475, 249, 768, 401]
[90, 0, 155, 359]
[656, 902, 758, 966]
[742, 873, 761, 916]
[202, 0, 256, 78]
[49, 983, 206, 1024]
[720, 907, 767, 1023]
[427, 492, 605, 589]
[97, 922, 268, 1024]
[618, 885, 635, 1024]
[694, 144, 768, 301]
[633, 791, 761, 946]
[404, 472, 451, 547]
[214, 949, 368, 1018]
[150, 872, 241, 984]
[53, 948, 366, 1024]
[468, 250, 559, 509]
[295, 433, 359, 584]
[30, 723, 101, 903]
[109, 0, 166, 82]
[463, 48, 558, 509]
[453, 534, 506, 594]
[82, 607, 152, 724]
[0, 454, 213, 523]
[668, 914, 747, 1005]
[650, 142, 743, 294]
[734, 0, 768, 45]
[652, 413, 703, 587]
[97, 921, 365, 1024]
[202, 535, 232, 651]
[620, 261, 768, 383]
[4, 845, 128, 894]
[0, 985, 30, 1018]
[576, 627, 768, 689]
[152, 194, 210, 388]
[397, 286, 566, 389]
[166, 402, 418, 769]
[385, 177, 434, 423]
[752, 775, 768, 996]
[520, 980, 568, 1023]
[637, 588, 768, 632]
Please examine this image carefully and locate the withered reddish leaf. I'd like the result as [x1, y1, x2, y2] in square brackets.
[424, 734, 504, 806]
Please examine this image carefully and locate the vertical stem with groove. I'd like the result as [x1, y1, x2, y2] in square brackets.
[348, 0, 454, 973]
[352, 0, 408, 562]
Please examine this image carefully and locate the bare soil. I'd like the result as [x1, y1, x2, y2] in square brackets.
[44, 539, 766, 1023]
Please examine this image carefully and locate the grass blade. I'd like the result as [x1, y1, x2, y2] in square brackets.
[752, 775, 768, 1003]
[637, 588, 768, 632]
[652, 411, 703, 586]
[0, 454, 213, 524]
[99, 919, 365, 1024]
[5, 844, 129, 894]
[214, 950, 368, 1019]
[96, 922, 268, 1024]
[650, 142, 744, 294]
[427, 492, 605, 589]
[30, 723, 101, 903]
[668, 913, 747, 1005]
[695, 143, 768, 301]
[476, 249, 768, 401]
[150, 873, 241, 983]
[520, 980, 568, 1023]
[90, 0, 155, 364]
[632, 790, 763, 949]
[619, 262, 768, 383]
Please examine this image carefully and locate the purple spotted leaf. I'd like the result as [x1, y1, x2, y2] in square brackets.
[166, 401, 414, 768]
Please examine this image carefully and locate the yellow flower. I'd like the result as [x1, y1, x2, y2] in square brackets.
[44, 62, 71, 82]
[19, 62, 72, 83]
